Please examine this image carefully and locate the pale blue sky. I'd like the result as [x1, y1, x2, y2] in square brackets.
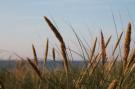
[0, 0, 135, 59]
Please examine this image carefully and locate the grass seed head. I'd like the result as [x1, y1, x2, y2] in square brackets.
[32, 44, 38, 65]
[44, 38, 49, 64]
[101, 31, 106, 65]
[108, 80, 118, 89]
[123, 22, 132, 68]
[44, 16, 69, 73]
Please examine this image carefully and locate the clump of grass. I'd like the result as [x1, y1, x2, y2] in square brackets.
[0, 17, 135, 89]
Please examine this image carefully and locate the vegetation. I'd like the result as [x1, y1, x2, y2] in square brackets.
[0, 16, 135, 89]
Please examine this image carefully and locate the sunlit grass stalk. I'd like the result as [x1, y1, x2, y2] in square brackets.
[44, 16, 69, 73]
[44, 16, 69, 89]
[101, 31, 106, 65]
[119, 22, 132, 88]
[108, 80, 118, 89]
[123, 22, 132, 68]
[126, 48, 135, 70]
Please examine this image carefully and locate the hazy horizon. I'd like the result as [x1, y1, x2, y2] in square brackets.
[0, 0, 135, 59]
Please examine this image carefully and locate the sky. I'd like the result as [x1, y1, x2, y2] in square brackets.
[0, 0, 135, 59]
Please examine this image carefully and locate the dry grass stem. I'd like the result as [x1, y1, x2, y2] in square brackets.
[101, 31, 107, 65]
[126, 48, 135, 69]
[108, 80, 118, 89]
[89, 37, 97, 63]
[112, 32, 123, 55]
[32, 44, 38, 65]
[123, 22, 132, 68]
[105, 35, 112, 48]
[44, 38, 49, 64]
[44, 16, 69, 73]
[27, 58, 42, 80]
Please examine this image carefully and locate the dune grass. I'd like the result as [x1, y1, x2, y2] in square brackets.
[0, 17, 135, 89]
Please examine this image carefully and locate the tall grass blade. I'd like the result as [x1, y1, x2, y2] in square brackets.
[27, 58, 42, 80]
[32, 44, 38, 65]
[101, 31, 107, 65]
[44, 38, 49, 64]
[89, 37, 97, 62]
[44, 16, 69, 73]
[105, 35, 112, 48]
[112, 32, 123, 55]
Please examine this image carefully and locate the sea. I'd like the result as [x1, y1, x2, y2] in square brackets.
[0, 59, 87, 70]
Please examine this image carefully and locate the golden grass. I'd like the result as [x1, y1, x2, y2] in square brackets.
[1, 16, 135, 89]
[101, 31, 107, 65]
[108, 80, 118, 89]
[126, 48, 135, 70]
[44, 16, 69, 73]
[123, 22, 132, 68]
